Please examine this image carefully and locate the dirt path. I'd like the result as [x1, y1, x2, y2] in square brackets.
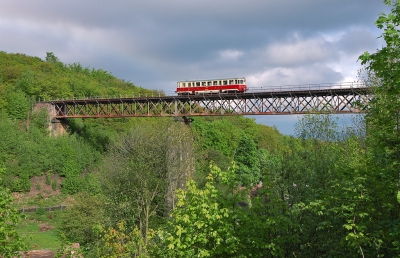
[22, 250, 54, 258]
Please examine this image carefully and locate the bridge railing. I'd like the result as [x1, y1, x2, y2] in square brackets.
[246, 82, 365, 93]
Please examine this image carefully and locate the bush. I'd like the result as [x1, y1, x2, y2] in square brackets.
[36, 206, 46, 216]
[19, 175, 31, 192]
[46, 173, 51, 185]
[59, 192, 104, 245]
[52, 179, 57, 191]
[82, 173, 101, 195]
[61, 176, 83, 195]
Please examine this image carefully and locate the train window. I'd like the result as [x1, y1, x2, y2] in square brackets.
[208, 81, 212, 86]
[223, 80, 227, 85]
[196, 82, 200, 86]
[202, 82, 206, 86]
[213, 81, 217, 85]
[229, 80, 234, 84]
[182, 82, 186, 87]
[238, 80, 243, 84]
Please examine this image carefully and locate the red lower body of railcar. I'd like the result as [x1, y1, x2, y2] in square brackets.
[177, 84, 247, 95]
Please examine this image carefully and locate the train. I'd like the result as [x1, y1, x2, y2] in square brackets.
[176, 77, 247, 95]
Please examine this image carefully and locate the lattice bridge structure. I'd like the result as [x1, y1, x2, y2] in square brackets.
[38, 82, 370, 121]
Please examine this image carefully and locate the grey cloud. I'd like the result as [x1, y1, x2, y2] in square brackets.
[1, 1, 385, 37]
[247, 63, 343, 87]
[262, 37, 335, 67]
[336, 29, 380, 55]
[1, 0, 386, 63]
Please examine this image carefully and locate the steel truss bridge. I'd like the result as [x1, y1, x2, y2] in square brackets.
[41, 83, 370, 119]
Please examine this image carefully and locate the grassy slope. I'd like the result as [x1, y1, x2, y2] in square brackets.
[17, 210, 63, 251]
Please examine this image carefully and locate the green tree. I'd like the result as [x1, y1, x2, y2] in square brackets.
[165, 161, 296, 257]
[359, 0, 400, 254]
[29, 107, 50, 134]
[255, 114, 371, 257]
[359, 0, 400, 190]
[0, 166, 26, 257]
[165, 163, 239, 257]
[99, 121, 172, 249]
[234, 133, 260, 186]
[6, 89, 29, 120]
[59, 192, 104, 245]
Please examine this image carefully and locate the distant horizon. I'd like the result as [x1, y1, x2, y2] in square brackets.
[251, 113, 363, 136]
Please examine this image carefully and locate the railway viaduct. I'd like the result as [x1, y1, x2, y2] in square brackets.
[34, 82, 370, 136]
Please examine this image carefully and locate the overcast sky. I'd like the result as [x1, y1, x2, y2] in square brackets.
[0, 0, 389, 134]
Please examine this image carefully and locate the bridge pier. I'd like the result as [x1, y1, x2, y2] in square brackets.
[50, 117, 68, 137]
[34, 103, 68, 136]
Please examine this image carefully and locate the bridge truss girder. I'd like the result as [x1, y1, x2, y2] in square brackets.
[48, 88, 370, 119]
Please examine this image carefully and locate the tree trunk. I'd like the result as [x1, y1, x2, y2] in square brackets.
[165, 123, 195, 215]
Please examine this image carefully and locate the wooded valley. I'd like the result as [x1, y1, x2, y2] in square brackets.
[1, 1, 400, 257]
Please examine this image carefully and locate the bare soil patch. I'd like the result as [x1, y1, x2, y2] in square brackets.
[12, 174, 65, 206]
[21, 250, 55, 258]
[39, 222, 55, 232]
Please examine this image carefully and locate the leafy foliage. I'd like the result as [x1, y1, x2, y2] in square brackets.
[165, 164, 239, 257]
[234, 133, 260, 186]
[0, 117, 101, 194]
[99, 121, 171, 242]
[6, 20, 400, 256]
[0, 166, 27, 257]
[358, 0, 400, 255]
[0, 51, 157, 103]
[6, 89, 29, 120]
[59, 192, 104, 245]
[93, 221, 152, 258]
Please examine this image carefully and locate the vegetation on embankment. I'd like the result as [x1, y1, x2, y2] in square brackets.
[0, 50, 284, 256]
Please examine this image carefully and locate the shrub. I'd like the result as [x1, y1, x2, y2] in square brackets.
[52, 179, 57, 191]
[46, 173, 51, 185]
[59, 192, 104, 245]
[61, 176, 83, 195]
[36, 207, 46, 216]
[20, 175, 31, 192]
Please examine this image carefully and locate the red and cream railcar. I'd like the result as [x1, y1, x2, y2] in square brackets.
[176, 77, 247, 95]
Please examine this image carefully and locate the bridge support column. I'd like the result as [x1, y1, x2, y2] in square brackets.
[34, 103, 68, 136]
[50, 118, 68, 137]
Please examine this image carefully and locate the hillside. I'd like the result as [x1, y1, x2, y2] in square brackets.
[0, 51, 154, 190]
[0, 51, 157, 103]
[0, 50, 283, 196]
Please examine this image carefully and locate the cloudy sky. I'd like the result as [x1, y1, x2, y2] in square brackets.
[0, 0, 389, 134]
